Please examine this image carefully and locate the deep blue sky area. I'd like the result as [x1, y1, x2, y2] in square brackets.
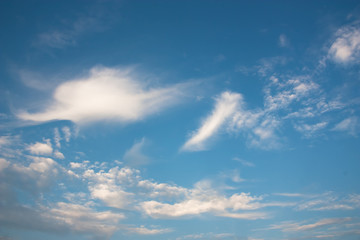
[1, 1, 360, 240]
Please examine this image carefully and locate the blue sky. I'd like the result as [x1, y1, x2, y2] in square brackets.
[1, 1, 360, 239]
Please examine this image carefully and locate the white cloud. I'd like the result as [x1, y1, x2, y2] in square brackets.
[123, 138, 150, 166]
[83, 165, 187, 208]
[18, 67, 188, 124]
[328, 23, 360, 63]
[278, 34, 289, 47]
[294, 122, 328, 138]
[46, 202, 124, 238]
[264, 77, 319, 111]
[53, 150, 65, 159]
[0, 155, 60, 195]
[182, 74, 327, 150]
[74, 166, 285, 220]
[182, 92, 242, 151]
[70, 161, 88, 169]
[11, 156, 59, 190]
[126, 225, 172, 235]
[0, 201, 124, 240]
[83, 167, 140, 209]
[26, 139, 53, 156]
[332, 117, 358, 136]
[140, 180, 267, 219]
[137, 179, 188, 199]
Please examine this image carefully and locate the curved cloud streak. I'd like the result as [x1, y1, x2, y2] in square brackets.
[182, 92, 242, 151]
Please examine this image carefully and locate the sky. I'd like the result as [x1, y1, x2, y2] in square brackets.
[1, 1, 360, 239]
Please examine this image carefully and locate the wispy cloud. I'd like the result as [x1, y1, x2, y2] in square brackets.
[235, 56, 289, 77]
[294, 121, 328, 138]
[332, 117, 358, 136]
[182, 74, 330, 150]
[34, 5, 115, 50]
[278, 34, 290, 48]
[233, 157, 255, 167]
[18, 66, 189, 124]
[269, 217, 352, 232]
[296, 192, 360, 211]
[182, 92, 242, 151]
[126, 226, 173, 235]
[123, 138, 150, 166]
[176, 232, 235, 240]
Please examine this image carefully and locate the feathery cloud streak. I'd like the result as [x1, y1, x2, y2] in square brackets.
[182, 92, 242, 151]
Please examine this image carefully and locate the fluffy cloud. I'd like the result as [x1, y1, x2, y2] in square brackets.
[0, 149, 122, 240]
[27, 139, 53, 156]
[140, 180, 267, 219]
[4, 156, 60, 192]
[18, 67, 188, 124]
[328, 23, 360, 63]
[76, 166, 280, 220]
[54, 150, 65, 159]
[0, 201, 124, 240]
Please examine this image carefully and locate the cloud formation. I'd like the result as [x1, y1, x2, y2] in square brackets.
[18, 67, 188, 124]
[328, 22, 360, 64]
[75, 164, 275, 220]
[27, 139, 53, 156]
[182, 74, 326, 150]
